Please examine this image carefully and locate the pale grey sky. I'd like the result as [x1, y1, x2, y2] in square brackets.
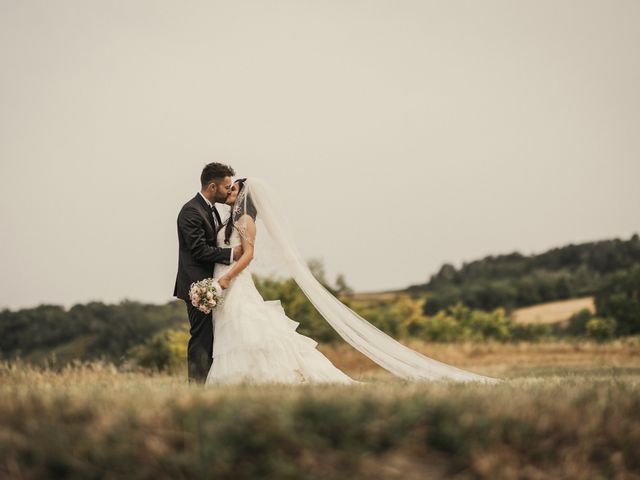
[1, 0, 639, 310]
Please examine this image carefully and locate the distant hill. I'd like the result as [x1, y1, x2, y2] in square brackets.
[407, 234, 640, 314]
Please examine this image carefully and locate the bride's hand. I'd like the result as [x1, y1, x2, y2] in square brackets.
[218, 276, 231, 290]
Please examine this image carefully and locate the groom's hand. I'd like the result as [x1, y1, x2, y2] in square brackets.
[233, 246, 243, 261]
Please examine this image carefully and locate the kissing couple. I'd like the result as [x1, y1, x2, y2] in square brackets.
[174, 162, 501, 386]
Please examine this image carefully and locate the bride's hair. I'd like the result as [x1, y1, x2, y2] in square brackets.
[224, 178, 257, 245]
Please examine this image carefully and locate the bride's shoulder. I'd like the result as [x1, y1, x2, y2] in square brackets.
[234, 214, 257, 244]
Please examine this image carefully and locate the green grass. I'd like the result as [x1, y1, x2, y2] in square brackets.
[1, 359, 639, 479]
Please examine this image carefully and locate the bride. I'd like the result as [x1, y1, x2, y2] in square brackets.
[205, 178, 500, 386]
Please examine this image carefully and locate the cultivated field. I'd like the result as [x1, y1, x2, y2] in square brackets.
[512, 297, 596, 325]
[1, 338, 639, 479]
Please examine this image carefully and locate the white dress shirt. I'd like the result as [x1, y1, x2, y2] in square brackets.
[199, 192, 234, 264]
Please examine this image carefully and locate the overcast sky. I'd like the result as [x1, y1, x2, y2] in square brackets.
[1, 0, 639, 310]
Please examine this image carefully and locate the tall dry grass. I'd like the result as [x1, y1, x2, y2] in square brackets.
[1, 340, 639, 479]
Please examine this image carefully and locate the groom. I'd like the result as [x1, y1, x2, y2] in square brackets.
[174, 162, 242, 384]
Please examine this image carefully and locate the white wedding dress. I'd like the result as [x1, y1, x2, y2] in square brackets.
[202, 178, 501, 385]
[205, 225, 357, 385]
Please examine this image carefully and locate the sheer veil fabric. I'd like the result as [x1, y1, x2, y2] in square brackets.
[231, 178, 502, 384]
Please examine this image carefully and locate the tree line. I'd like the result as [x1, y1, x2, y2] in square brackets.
[409, 234, 640, 314]
[1, 239, 638, 369]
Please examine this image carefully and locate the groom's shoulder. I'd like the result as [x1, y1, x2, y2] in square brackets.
[178, 194, 201, 216]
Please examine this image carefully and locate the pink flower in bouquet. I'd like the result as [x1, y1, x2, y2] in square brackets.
[189, 278, 223, 314]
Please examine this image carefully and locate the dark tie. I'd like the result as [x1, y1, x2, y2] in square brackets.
[210, 205, 219, 230]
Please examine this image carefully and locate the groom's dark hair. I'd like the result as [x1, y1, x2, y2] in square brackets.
[201, 162, 235, 188]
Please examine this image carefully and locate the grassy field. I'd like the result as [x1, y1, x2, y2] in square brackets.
[1, 339, 639, 479]
[319, 336, 640, 377]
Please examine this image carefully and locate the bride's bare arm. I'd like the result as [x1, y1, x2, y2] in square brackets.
[218, 215, 256, 289]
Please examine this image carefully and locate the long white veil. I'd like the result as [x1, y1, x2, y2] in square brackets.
[232, 177, 501, 384]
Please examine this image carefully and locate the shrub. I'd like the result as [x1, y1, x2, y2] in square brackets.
[586, 317, 617, 341]
[418, 312, 466, 342]
[566, 308, 594, 336]
[510, 323, 553, 342]
[406, 304, 514, 342]
[465, 307, 512, 341]
[127, 328, 189, 372]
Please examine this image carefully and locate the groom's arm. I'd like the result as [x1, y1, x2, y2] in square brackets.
[178, 206, 233, 265]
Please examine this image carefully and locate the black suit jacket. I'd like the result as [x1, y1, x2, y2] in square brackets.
[173, 194, 233, 301]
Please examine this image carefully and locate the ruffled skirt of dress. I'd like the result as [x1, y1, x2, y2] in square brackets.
[205, 268, 356, 385]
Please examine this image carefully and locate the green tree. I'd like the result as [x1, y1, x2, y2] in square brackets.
[334, 274, 353, 295]
[595, 266, 640, 335]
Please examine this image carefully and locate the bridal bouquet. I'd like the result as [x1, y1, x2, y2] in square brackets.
[189, 278, 224, 314]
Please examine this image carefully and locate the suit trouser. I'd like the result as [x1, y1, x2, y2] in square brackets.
[185, 302, 214, 384]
